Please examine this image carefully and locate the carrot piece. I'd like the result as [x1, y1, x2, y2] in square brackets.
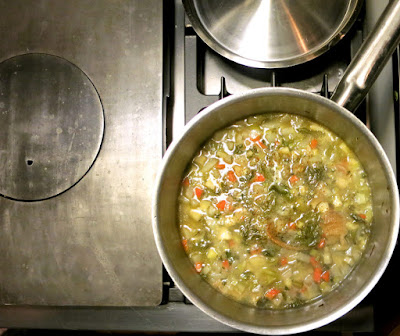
[359, 213, 367, 219]
[318, 238, 326, 249]
[250, 135, 261, 142]
[222, 259, 230, 269]
[182, 177, 189, 187]
[194, 262, 202, 273]
[217, 200, 226, 211]
[265, 288, 281, 300]
[228, 239, 235, 248]
[227, 170, 237, 182]
[215, 163, 226, 169]
[289, 175, 299, 184]
[257, 140, 267, 149]
[250, 247, 262, 255]
[182, 239, 189, 252]
[255, 173, 265, 182]
[288, 222, 297, 230]
[313, 267, 323, 283]
[321, 270, 330, 282]
[194, 187, 203, 198]
[310, 256, 320, 268]
[280, 257, 288, 266]
[274, 140, 280, 146]
[310, 139, 318, 149]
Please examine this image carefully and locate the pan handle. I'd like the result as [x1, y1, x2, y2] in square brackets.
[331, 0, 400, 112]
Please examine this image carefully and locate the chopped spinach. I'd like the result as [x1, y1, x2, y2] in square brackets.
[269, 183, 290, 196]
[261, 245, 279, 257]
[350, 213, 366, 223]
[234, 144, 245, 154]
[256, 297, 269, 308]
[240, 270, 254, 280]
[239, 222, 262, 241]
[244, 170, 256, 181]
[295, 215, 322, 247]
[305, 163, 326, 187]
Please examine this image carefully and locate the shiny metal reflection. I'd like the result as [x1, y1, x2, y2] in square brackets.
[183, 0, 363, 68]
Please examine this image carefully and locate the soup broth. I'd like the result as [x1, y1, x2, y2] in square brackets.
[178, 113, 372, 309]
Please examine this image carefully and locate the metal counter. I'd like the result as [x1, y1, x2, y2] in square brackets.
[0, 0, 162, 307]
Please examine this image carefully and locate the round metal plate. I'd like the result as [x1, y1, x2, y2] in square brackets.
[183, 0, 363, 68]
[0, 54, 104, 201]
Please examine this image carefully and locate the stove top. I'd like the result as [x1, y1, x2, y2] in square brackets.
[0, 0, 163, 306]
[163, 0, 399, 333]
[0, 0, 398, 333]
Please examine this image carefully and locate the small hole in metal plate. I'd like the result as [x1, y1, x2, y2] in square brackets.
[27, 160, 33, 166]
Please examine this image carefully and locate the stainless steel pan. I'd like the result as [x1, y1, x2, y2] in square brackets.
[153, 0, 400, 334]
[183, 0, 363, 68]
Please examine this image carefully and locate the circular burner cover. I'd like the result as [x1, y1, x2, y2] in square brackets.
[0, 54, 104, 201]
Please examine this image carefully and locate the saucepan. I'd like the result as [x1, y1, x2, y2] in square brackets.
[153, 0, 400, 334]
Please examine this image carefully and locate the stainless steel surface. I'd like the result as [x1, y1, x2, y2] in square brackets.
[0, 53, 104, 201]
[0, 302, 374, 332]
[331, 0, 400, 111]
[172, 0, 186, 139]
[365, 0, 397, 172]
[153, 88, 399, 334]
[0, 0, 163, 306]
[183, 0, 363, 68]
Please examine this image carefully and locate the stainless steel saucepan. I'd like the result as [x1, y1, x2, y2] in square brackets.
[153, 0, 400, 334]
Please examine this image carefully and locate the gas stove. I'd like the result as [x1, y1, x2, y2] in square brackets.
[163, 0, 399, 333]
[0, 0, 398, 334]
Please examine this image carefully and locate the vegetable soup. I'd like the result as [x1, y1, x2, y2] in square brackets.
[178, 113, 372, 309]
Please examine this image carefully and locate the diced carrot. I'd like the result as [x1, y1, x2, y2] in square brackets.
[228, 239, 235, 248]
[313, 267, 323, 283]
[215, 163, 226, 169]
[255, 173, 265, 182]
[222, 259, 230, 269]
[250, 247, 262, 255]
[310, 256, 320, 268]
[265, 288, 281, 300]
[182, 239, 188, 252]
[227, 170, 237, 182]
[194, 187, 203, 198]
[257, 140, 267, 149]
[359, 214, 367, 219]
[194, 262, 202, 273]
[275, 140, 280, 146]
[250, 135, 261, 142]
[318, 238, 326, 249]
[310, 139, 318, 149]
[321, 270, 330, 282]
[280, 257, 288, 266]
[288, 222, 297, 230]
[182, 177, 189, 187]
[289, 175, 299, 184]
[217, 200, 226, 211]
